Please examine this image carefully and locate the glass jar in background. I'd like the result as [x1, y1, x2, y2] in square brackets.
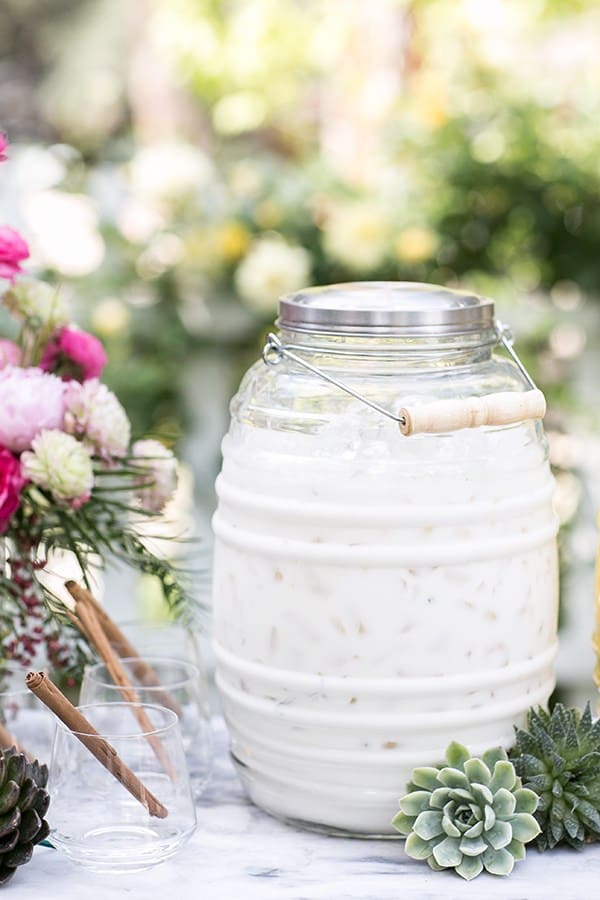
[80, 657, 212, 800]
[110, 618, 213, 713]
[212, 282, 559, 835]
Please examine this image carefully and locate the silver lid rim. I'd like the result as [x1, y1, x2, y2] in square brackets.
[277, 281, 495, 337]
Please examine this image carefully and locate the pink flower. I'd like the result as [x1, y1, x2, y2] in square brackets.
[0, 134, 7, 163]
[0, 227, 29, 282]
[0, 446, 25, 533]
[0, 367, 65, 453]
[0, 339, 22, 369]
[40, 327, 107, 382]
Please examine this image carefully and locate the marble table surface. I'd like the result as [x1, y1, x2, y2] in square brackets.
[14, 717, 600, 899]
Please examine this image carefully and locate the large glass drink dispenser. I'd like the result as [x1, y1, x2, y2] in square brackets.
[212, 282, 558, 835]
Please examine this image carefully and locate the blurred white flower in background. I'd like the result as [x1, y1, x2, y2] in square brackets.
[3, 277, 70, 326]
[234, 236, 311, 314]
[91, 297, 131, 338]
[118, 195, 166, 243]
[23, 190, 105, 277]
[132, 439, 178, 513]
[322, 202, 389, 271]
[129, 140, 212, 202]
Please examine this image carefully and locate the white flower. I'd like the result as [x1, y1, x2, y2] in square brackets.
[322, 203, 389, 271]
[64, 380, 130, 458]
[22, 430, 94, 504]
[234, 237, 311, 314]
[129, 141, 212, 202]
[2, 277, 70, 325]
[132, 439, 177, 513]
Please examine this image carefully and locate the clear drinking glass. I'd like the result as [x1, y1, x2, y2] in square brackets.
[80, 658, 212, 800]
[0, 661, 54, 763]
[48, 702, 196, 873]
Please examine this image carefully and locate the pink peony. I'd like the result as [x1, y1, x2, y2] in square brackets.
[40, 327, 107, 382]
[0, 227, 29, 282]
[0, 446, 25, 532]
[0, 339, 22, 369]
[0, 366, 65, 453]
[0, 134, 7, 163]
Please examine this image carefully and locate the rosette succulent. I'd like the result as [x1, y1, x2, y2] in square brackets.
[510, 703, 600, 850]
[392, 742, 540, 880]
[0, 747, 50, 885]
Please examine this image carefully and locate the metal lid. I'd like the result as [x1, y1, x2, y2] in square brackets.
[277, 281, 495, 336]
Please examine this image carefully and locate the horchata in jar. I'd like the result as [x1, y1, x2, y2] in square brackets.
[212, 282, 558, 836]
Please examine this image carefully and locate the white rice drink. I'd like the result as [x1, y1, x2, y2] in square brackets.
[212, 282, 558, 835]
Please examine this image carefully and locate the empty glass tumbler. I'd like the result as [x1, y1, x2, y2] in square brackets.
[80, 658, 212, 800]
[48, 702, 196, 872]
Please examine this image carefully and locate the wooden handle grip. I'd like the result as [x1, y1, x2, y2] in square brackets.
[399, 389, 546, 436]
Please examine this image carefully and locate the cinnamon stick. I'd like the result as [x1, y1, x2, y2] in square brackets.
[65, 589, 176, 780]
[65, 581, 182, 716]
[25, 672, 167, 818]
[0, 721, 28, 758]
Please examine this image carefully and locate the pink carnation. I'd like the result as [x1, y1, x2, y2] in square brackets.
[0, 339, 22, 370]
[0, 366, 65, 453]
[0, 227, 29, 283]
[40, 327, 107, 382]
[0, 134, 7, 163]
[0, 446, 25, 532]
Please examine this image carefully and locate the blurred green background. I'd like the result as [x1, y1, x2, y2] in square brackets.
[0, 0, 598, 698]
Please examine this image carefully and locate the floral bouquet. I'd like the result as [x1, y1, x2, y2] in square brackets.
[0, 133, 185, 679]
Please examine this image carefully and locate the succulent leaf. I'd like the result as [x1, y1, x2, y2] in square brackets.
[493, 788, 517, 818]
[413, 811, 444, 841]
[455, 854, 484, 881]
[393, 742, 538, 880]
[399, 791, 431, 816]
[432, 836, 462, 868]
[411, 767, 440, 792]
[446, 742, 470, 770]
[405, 832, 431, 860]
[490, 761, 517, 793]
[483, 846, 515, 876]
[437, 768, 470, 791]
[481, 747, 508, 770]
[464, 758, 491, 785]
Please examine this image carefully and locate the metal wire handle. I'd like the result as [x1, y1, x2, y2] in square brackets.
[262, 322, 538, 431]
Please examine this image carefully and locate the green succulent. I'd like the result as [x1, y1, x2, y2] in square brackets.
[510, 703, 600, 851]
[0, 746, 50, 885]
[392, 742, 540, 880]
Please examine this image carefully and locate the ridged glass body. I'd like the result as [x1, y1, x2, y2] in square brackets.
[212, 326, 559, 835]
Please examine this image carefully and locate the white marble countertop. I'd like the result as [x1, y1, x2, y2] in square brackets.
[13, 717, 600, 899]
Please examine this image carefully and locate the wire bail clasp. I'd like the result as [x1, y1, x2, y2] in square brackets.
[262, 332, 407, 426]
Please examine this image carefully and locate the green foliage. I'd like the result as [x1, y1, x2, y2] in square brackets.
[510, 703, 600, 851]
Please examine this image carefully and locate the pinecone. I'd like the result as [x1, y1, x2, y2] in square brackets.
[0, 747, 50, 885]
[510, 703, 600, 851]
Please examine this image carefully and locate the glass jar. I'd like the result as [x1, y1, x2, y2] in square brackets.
[212, 282, 558, 836]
